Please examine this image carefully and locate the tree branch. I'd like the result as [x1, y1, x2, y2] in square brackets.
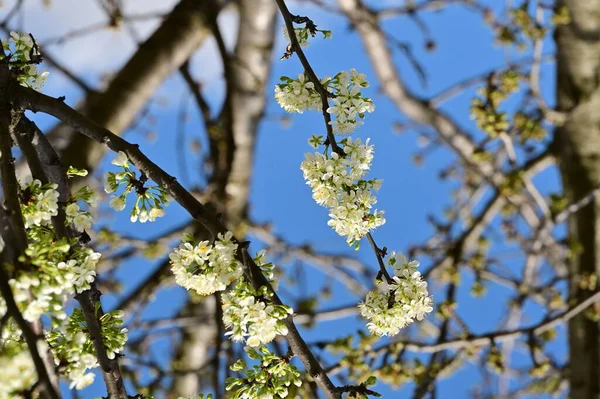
[11, 77, 343, 399]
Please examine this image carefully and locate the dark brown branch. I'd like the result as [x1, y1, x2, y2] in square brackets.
[0, 104, 27, 252]
[275, 0, 342, 155]
[16, 114, 129, 399]
[366, 232, 392, 283]
[0, 78, 61, 397]
[11, 80, 342, 399]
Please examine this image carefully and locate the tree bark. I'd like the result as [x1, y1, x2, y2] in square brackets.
[555, 1, 600, 398]
[167, 0, 276, 397]
[53, 0, 220, 173]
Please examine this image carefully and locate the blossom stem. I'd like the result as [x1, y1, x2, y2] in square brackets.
[276, 1, 395, 296]
[366, 232, 393, 284]
[275, 0, 343, 156]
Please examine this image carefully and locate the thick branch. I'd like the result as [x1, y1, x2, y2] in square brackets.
[12, 75, 342, 399]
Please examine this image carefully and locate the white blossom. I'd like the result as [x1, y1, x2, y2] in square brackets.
[274, 73, 323, 113]
[300, 139, 385, 244]
[64, 202, 93, 232]
[170, 231, 242, 296]
[109, 195, 126, 211]
[0, 350, 37, 398]
[275, 68, 374, 136]
[58, 249, 100, 294]
[65, 203, 80, 217]
[19, 176, 59, 228]
[325, 70, 374, 136]
[73, 212, 93, 232]
[104, 173, 117, 193]
[68, 370, 95, 390]
[105, 158, 169, 222]
[112, 151, 129, 167]
[359, 253, 433, 336]
[222, 281, 292, 347]
[148, 207, 165, 221]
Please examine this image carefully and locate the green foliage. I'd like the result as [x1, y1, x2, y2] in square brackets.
[225, 346, 301, 399]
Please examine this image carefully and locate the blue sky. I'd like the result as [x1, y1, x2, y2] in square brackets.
[2, 0, 566, 398]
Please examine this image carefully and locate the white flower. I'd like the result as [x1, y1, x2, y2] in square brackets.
[65, 203, 80, 217]
[170, 232, 242, 296]
[138, 209, 149, 223]
[80, 354, 98, 368]
[109, 196, 126, 211]
[32, 70, 49, 90]
[275, 73, 322, 114]
[0, 350, 37, 397]
[69, 370, 95, 390]
[9, 31, 33, 51]
[0, 235, 4, 253]
[246, 336, 261, 347]
[319, 69, 374, 136]
[61, 249, 100, 293]
[65, 202, 93, 232]
[112, 151, 129, 167]
[72, 212, 93, 232]
[300, 139, 384, 244]
[22, 296, 51, 321]
[148, 207, 165, 221]
[350, 68, 369, 87]
[19, 178, 59, 228]
[222, 280, 291, 347]
[359, 253, 433, 336]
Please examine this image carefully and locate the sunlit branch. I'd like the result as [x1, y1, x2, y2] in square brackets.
[10, 78, 343, 399]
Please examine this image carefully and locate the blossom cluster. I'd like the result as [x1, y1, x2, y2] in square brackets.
[65, 202, 93, 232]
[275, 69, 374, 136]
[170, 235, 293, 347]
[47, 308, 128, 390]
[13, 169, 99, 322]
[358, 253, 433, 336]
[170, 231, 243, 296]
[104, 151, 170, 222]
[18, 173, 95, 232]
[169, 232, 299, 393]
[2, 164, 111, 394]
[1, 31, 49, 90]
[10, 241, 100, 322]
[0, 301, 37, 398]
[222, 281, 292, 347]
[19, 176, 59, 228]
[2, 235, 111, 392]
[0, 31, 134, 396]
[301, 137, 385, 245]
[325, 70, 374, 135]
[274, 73, 323, 114]
[226, 346, 302, 399]
[0, 348, 38, 399]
